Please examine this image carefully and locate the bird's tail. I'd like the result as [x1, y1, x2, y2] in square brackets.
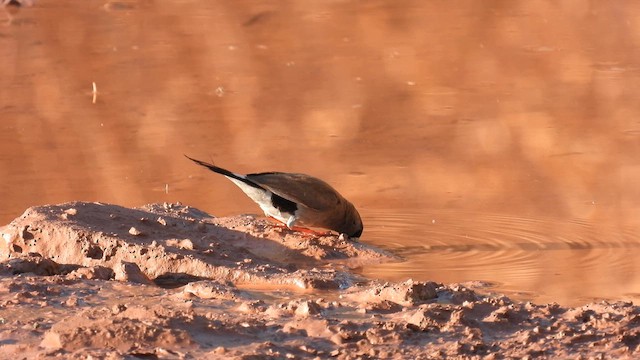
[184, 155, 262, 189]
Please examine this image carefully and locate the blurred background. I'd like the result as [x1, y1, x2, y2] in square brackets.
[1, 0, 639, 305]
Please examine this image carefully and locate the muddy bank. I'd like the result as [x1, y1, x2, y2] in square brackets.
[0, 202, 639, 359]
[1, 202, 392, 289]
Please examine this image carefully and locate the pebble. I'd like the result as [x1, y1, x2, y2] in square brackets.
[128, 227, 143, 236]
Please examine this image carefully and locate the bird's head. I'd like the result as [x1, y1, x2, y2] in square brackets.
[341, 202, 363, 239]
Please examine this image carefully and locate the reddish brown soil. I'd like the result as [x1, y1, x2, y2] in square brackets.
[0, 202, 638, 359]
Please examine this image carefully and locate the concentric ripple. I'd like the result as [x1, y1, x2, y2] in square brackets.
[359, 209, 640, 306]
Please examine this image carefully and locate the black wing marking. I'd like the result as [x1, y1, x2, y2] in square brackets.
[271, 193, 298, 214]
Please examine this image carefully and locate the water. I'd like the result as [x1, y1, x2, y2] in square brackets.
[361, 210, 640, 305]
[1, 0, 640, 306]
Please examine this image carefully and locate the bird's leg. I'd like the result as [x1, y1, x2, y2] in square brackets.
[267, 216, 288, 228]
[266, 216, 332, 236]
[290, 226, 333, 236]
[285, 215, 333, 235]
[264, 215, 297, 229]
[267, 216, 303, 232]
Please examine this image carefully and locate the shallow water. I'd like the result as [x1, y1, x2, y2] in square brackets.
[361, 209, 640, 304]
[1, 0, 640, 306]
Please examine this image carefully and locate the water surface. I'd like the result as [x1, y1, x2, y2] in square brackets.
[1, 0, 640, 306]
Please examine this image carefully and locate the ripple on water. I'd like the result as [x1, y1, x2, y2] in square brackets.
[359, 209, 640, 306]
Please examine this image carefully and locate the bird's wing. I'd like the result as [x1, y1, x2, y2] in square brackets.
[247, 172, 342, 211]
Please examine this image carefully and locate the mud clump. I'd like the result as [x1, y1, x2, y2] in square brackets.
[0, 202, 639, 359]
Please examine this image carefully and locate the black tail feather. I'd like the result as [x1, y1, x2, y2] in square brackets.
[184, 155, 263, 189]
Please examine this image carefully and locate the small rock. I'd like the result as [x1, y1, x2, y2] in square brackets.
[113, 261, 152, 284]
[183, 281, 238, 300]
[128, 227, 143, 236]
[370, 280, 438, 306]
[330, 333, 344, 345]
[40, 331, 63, 349]
[5, 256, 60, 276]
[112, 304, 127, 314]
[67, 266, 114, 280]
[295, 300, 322, 317]
[64, 296, 78, 307]
[179, 239, 194, 250]
[362, 300, 403, 314]
[237, 300, 266, 313]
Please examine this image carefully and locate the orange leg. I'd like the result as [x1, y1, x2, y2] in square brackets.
[267, 217, 332, 236]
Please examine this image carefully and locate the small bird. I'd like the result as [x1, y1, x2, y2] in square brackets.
[185, 156, 363, 238]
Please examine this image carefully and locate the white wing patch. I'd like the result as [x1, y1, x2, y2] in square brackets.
[226, 177, 297, 227]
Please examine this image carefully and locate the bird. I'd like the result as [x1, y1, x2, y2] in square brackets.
[185, 155, 363, 238]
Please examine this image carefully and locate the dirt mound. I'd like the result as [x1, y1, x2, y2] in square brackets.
[0, 202, 394, 289]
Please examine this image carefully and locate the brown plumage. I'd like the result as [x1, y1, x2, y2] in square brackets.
[186, 156, 363, 238]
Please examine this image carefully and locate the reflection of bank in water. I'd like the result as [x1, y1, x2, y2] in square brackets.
[359, 209, 640, 306]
